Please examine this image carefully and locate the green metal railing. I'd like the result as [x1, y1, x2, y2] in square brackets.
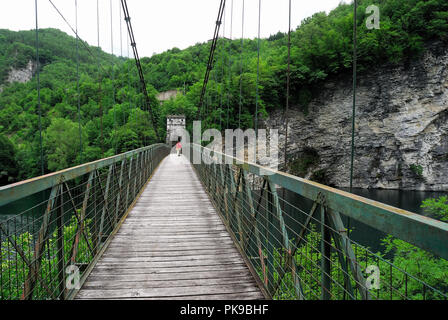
[187, 143, 448, 300]
[0, 144, 170, 300]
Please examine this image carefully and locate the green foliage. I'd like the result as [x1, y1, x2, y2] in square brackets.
[382, 235, 448, 299]
[410, 164, 424, 177]
[310, 169, 328, 184]
[0, 0, 447, 183]
[256, 195, 448, 300]
[43, 117, 87, 171]
[0, 216, 92, 299]
[0, 28, 157, 182]
[255, 220, 448, 300]
[421, 196, 448, 221]
[288, 147, 319, 177]
[0, 134, 18, 185]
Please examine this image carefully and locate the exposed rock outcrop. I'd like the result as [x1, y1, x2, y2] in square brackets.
[6, 60, 36, 84]
[264, 42, 448, 191]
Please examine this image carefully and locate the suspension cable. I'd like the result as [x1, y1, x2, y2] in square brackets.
[226, 0, 233, 128]
[255, 0, 261, 141]
[212, 68, 219, 127]
[119, 3, 123, 58]
[34, 0, 44, 176]
[97, 0, 104, 158]
[219, 11, 226, 130]
[283, 0, 291, 172]
[238, 0, 245, 129]
[350, 0, 357, 193]
[75, 0, 83, 163]
[126, 26, 133, 138]
[198, 0, 226, 119]
[110, 0, 118, 153]
[120, 0, 160, 142]
[48, 0, 111, 77]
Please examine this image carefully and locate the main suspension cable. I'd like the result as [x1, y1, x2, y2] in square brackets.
[34, 0, 44, 176]
[97, 0, 104, 158]
[238, 0, 245, 129]
[226, 0, 233, 129]
[350, 0, 358, 193]
[255, 0, 261, 143]
[48, 0, 112, 77]
[75, 0, 83, 163]
[283, 0, 291, 173]
[110, 0, 117, 153]
[120, 0, 160, 142]
[198, 0, 226, 119]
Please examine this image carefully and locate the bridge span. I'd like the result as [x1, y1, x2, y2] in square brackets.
[76, 154, 265, 300]
[0, 143, 447, 300]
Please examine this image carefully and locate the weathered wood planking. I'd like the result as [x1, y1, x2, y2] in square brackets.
[76, 154, 264, 300]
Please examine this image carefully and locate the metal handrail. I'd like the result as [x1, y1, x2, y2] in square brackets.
[0, 144, 168, 207]
[187, 143, 448, 260]
[0, 143, 170, 300]
[186, 143, 448, 300]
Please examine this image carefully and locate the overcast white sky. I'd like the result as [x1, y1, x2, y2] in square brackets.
[0, 0, 349, 58]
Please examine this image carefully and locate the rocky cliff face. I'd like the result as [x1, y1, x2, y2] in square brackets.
[264, 42, 448, 191]
[6, 60, 36, 84]
[0, 60, 36, 93]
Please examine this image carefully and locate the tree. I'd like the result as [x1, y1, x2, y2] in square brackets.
[43, 118, 87, 171]
[0, 134, 18, 186]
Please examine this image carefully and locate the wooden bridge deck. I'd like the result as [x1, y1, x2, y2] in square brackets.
[75, 153, 265, 300]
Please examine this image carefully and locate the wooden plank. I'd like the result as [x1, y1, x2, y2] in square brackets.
[94, 259, 247, 269]
[105, 244, 238, 252]
[102, 239, 235, 245]
[113, 232, 230, 238]
[76, 283, 260, 299]
[85, 270, 254, 282]
[99, 253, 243, 262]
[76, 154, 264, 300]
[78, 291, 265, 300]
[82, 277, 256, 290]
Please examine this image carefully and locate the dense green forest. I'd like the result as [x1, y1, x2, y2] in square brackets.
[0, 0, 447, 185]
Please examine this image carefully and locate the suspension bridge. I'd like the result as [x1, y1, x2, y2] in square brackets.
[0, 0, 447, 300]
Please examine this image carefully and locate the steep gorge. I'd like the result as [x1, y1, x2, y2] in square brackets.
[265, 42, 448, 191]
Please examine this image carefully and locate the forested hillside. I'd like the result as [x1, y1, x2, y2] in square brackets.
[0, 0, 447, 185]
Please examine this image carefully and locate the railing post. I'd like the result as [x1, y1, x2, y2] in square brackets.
[266, 179, 275, 293]
[57, 186, 65, 300]
[133, 154, 139, 200]
[231, 167, 244, 247]
[266, 177, 305, 299]
[326, 208, 370, 300]
[98, 165, 113, 244]
[70, 171, 95, 264]
[149, 148, 153, 176]
[93, 172, 100, 254]
[145, 150, 149, 181]
[22, 184, 60, 300]
[321, 205, 331, 300]
[218, 164, 230, 224]
[115, 159, 126, 224]
[241, 170, 267, 287]
[125, 157, 133, 209]
[138, 152, 143, 190]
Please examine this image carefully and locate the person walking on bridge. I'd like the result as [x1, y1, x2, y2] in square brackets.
[175, 141, 182, 156]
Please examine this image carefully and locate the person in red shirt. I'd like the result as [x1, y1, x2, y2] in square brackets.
[175, 141, 182, 156]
